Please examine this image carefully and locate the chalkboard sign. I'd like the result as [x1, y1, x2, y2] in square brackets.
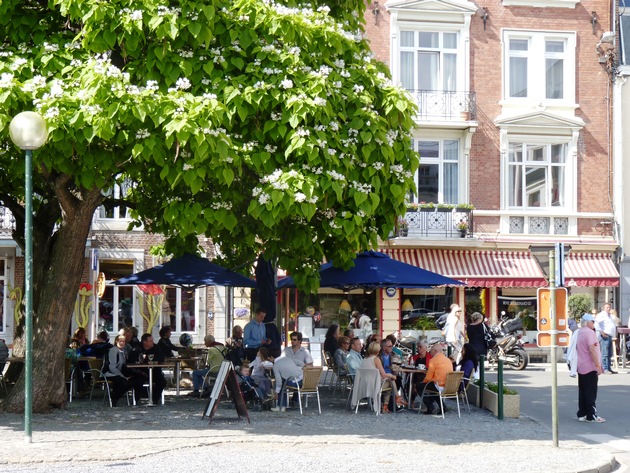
[203, 360, 250, 424]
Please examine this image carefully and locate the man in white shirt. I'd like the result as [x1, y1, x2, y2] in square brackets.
[595, 303, 617, 374]
[346, 337, 363, 375]
[271, 356, 304, 412]
[282, 332, 313, 367]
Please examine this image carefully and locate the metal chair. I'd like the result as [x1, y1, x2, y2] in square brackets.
[64, 357, 77, 402]
[322, 351, 336, 389]
[418, 371, 464, 418]
[87, 358, 113, 407]
[285, 366, 323, 414]
[459, 375, 473, 413]
[351, 368, 392, 415]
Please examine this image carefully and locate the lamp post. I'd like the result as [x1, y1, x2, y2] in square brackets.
[9, 111, 48, 443]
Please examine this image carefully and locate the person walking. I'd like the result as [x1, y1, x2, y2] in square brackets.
[575, 313, 605, 423]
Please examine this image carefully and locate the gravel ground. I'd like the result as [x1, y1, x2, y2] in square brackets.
[0, 385, 616, 473]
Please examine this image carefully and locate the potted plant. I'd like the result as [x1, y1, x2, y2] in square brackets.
[436, 203, 455, 212]
[417, 202, 435, 211]
[469, 381, 520, 418]
[397, 218, 408, 237]
[456, 221, 468, 237]
[455, 203, 475, 211]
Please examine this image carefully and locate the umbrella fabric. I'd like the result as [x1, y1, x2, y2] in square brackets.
[255, 254, 281, 355]
[277, 251, 464, 290]
[114, 254, 256, 289]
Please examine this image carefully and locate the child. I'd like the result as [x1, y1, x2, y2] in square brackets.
[250, 348, 273, 398]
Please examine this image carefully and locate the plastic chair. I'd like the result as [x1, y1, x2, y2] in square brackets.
[285, 366, 323, 414]
[418, 371, 464, 418]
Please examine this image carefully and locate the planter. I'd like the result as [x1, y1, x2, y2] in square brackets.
[398, 228, 408, 237]
[468, 383, 520, 418]
[459, 230, 467, 238]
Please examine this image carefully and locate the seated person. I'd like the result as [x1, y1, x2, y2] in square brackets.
[385, 334, 404, 358]
[77, 331, 113, 358]
[128, 333, 167, 404]
[0, 338, 8, 374]
[343, 328, 355, 339]
[416, 343, 453, 415]
[409, 340, 432, 368]
[188, 335, 227, 397]
[282, 332, 313, 367]
[271, 356, 304, 412]
[157, 326, 181, 358]
[69, 327, 88, 349]
[362, 334, 381, 357]
[346, 337, 363, 376]
[334, 336, 350, 376]
[237, 362, 269, 401]
[225, 325, 245, 366]
[363, 342, 401, 413]
[456, 343, 478, 390]
[378, 339, 405, 411]
[103, 335, 144, 407]
[250, 347, 274, 399]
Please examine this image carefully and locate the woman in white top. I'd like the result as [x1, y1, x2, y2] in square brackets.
[444, 304, 465, 362]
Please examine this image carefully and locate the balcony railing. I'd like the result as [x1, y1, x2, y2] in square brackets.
[397, 208, 474, 239]
[406, 90, 477, 121]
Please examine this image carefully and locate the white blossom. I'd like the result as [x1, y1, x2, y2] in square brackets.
[258, 193, 271, 205]
[313, 97, 327, 106]
[175, 78, 191, 90]
[280, 79, 293, 89]
[294, 192, 306, 203]
[0, 73, 14, 88]
[136, 129, 151, 139]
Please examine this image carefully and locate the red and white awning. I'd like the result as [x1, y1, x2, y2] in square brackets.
[383, 248, 618, 287]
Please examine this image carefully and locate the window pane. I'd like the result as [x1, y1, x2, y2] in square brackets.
[510, 39, 528, 51]
[443, 53, 457, 91]
[443, 163, 458, 204]
[443, 140, 459, 160]
[418, 52, 438, 90]
[621, 16, 630, 65]
[509, 143, 523, 162]
[510, 57, 527, 97]
[401, 51, 414, 89]
[418, 141, 439, 159]
[180, 291, 196, 332]
[551, 144, 566, 163]
[526, 144, 545, 162]
[401, 31, 415, 47]
[508, 164, 522, 206]
[551, 166, 564, 207]
[418, 164, 439, 202]
[443, 33, 457, 49]
[546, 58, 563, 99]
[419, 32, 439, 48]
[525, 166, 547, 207]
[546, 40, 564, 53]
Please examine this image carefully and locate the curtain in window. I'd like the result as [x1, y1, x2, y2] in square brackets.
[546, 58, 563, 99]
[400, 51, 414, 90]
[509, 57, 527, 97]
[443, 53, 457, 92]
[418, 52, 438, 90]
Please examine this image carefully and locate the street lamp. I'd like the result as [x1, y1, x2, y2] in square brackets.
[9, 111, 48, 444]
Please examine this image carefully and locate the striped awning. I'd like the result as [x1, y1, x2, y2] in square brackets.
[383, 248, 619, 287]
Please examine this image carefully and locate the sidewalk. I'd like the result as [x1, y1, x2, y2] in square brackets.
[0, 385, 617, 473]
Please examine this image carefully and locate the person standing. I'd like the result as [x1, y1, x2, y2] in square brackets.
[595, 303, 617, 374]
[444, 304, 465, 362]
[466, 312, 488, 357]
[576, 313, 605, 423]
[243, 308, 270, 361]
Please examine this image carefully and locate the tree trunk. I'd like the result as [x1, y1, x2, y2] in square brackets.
[5, 189, 102, 413]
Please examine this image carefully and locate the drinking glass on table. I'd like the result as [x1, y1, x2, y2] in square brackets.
[148, 354, 154, 364]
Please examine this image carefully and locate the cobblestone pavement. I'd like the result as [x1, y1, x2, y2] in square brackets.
[0, 385, 616, 473]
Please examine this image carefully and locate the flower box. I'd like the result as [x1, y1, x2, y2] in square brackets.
[468, 383, 520, 418]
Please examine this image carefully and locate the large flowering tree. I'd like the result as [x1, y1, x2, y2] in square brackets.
[0, 0, 417, 411]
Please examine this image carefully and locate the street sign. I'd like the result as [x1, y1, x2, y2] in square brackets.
[537, 287, 568, 331]
[537, 331, 570, 347]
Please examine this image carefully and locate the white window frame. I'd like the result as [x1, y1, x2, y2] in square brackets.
[502, 30, 576, 107]
[96, 179, 134, 221]
[393, 20, 471, 94]
[410, 134, 466, 204]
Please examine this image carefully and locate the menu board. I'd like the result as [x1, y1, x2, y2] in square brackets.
[203, 360, 250, 424]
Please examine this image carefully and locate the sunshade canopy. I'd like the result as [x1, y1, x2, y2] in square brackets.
[114, 253, 257, 290]
[277, 251, 464, 291]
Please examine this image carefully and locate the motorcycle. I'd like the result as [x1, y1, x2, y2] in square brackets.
[486, 317, 529, 370]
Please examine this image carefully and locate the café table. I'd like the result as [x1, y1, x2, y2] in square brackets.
[133, 361, 175, 406]
[400, 366, 426, 409]
[166, 357, 203, 396]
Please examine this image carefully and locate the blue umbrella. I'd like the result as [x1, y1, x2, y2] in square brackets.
[114, 253, 256, 290]
[277, 251, 464, 291]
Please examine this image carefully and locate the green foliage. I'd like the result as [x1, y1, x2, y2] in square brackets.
[475, 381, 518, 395]
[0, 0, 419, 293]
[414, 315, 437, 332]
[465, 300, 482, 315]
[568, 293, 594, 319]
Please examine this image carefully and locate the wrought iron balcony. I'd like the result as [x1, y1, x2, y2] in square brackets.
[397, 208, 474, 239]
[406, 90, 476, 121]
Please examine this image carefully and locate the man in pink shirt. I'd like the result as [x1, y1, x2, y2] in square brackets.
[576, 314, 605, 423]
